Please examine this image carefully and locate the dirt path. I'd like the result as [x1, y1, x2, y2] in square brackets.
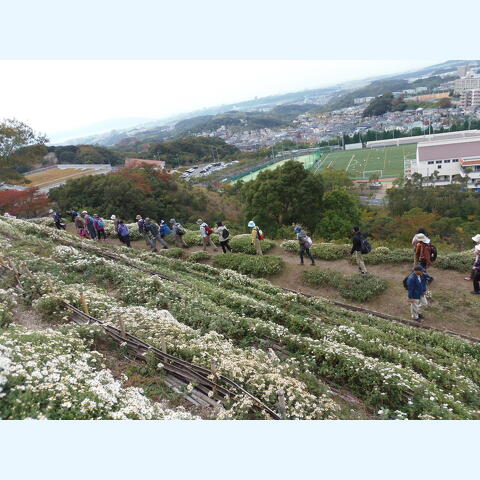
[64, 224, 480, 338]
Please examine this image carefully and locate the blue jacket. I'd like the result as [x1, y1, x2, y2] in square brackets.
[160, 224, 172, 236]
[407, 273, 427, 299]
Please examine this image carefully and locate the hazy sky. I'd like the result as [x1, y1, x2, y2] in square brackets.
[0, 60, 437, 142]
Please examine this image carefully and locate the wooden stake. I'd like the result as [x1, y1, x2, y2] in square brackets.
[160, 334, 167, 354]
[119, 317, 126, 339]
[211, 359, 218, 398]
[79, 291, 89, 316]
[277, 389, 286, 420]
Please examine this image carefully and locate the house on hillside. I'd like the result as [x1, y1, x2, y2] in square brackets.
[124, 158, 166, 170]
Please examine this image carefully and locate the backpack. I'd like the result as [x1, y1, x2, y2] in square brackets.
[302, 235, 313, 249]
[256, 228, 265, 240]
[176, 224, 186, 235]
[204, 224, 213, 236]
[222, 227, 229, 239]
[161, 224, 172, 236]
[402, 275, 410, 290]
[429, 244, 437, 262]
[97, 219, 105, 228]
[118, 224, 128, 236]
[360, 237, 372, 254]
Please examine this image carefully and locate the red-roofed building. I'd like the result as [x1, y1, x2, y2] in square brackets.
[124, 158, 166, 170]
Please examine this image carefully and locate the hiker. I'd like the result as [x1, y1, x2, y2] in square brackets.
[412, 229, 428, 264]
[294, 226, 315, 266]
[110, 215, 120, 239]
[471, 234, 480, 295]
[215, 221, 232, 253]
[68, 209, 79, 222]
[407, 265, 428, 322]
[93, 214, 107, 240]
[144, 218, 159, 252]
[136, 215, 153, 249]
[350, 226, 368, 274]
[197, 219, 218, 252]
[49, 209, 65, 230]
[82, 211, 97, 240]
[117, 220, 131, 248]
[170, 218, 188, 248]
[74, 213, 86, 236]
[414, 233, 432, 272]
[158, 220, 171, 249]
[248, 220, 263, 256]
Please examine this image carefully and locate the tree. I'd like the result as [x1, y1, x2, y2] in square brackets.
[0, 187, 49, 217]
[317, 190, 360, 239]
[241, 160, 324, 235]
[0, 119, 47, 182]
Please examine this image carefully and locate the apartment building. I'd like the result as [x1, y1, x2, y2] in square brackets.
[460, 89, 480, 109]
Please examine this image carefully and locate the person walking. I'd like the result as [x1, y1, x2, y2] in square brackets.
[407, 265, 428, 322]
[248, 220, 263, 256]
[117, 220, 132, 248]
[350, 226, 367, 274]
[197, 219, 218, 252]
[471, 234, 480, 294]
[93, 214, 107, 240]
[82, 211, 97, 240]
[412, 228, 429, 266]
[144, 218, 159, 252]
[74, 213, 86, 236]
[294, 225, 315, 266]
[136, 215, 153, 250]
[414, 233, 432, 272]
[49, 209, 65, 230]
[68, 209, 79, 222]
[215, 221, 232, 254]
[170, 218, 188, 248]
[158, 220, 171, 249]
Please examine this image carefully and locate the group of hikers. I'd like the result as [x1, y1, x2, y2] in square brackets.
[48, 209, 480, 323]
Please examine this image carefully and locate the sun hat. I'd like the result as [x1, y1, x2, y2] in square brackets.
[135, 215, 142, 220]
[110, 215, 116, 220]
[415, 233, 430, 244]
[248, 220, 256, 228]
[81, 210, 87, 214]
[94, 214, 98, 217]
[196, 219, 203, 225]
[472, 234, 480, 243]
[49, 209, 53, 213]
[169, 218, 176, 223]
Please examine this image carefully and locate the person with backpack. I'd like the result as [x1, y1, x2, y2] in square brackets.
[93, 214, 107, 240]
[170, 218, 188, 248]
[158, 220, 171, 249]
[248, 220, 263, 256]
[215, 221, 232, 254]
[414, 233, 436, 272]
[144, 218, 160, 252]
[49, 209, 65, 230]
[470, 234, 480, 295]
[82, 211, 97, 240]
[197, 219, 218, 252]
[68, 209, 79, 222]
[294, 225, 315, 266]
[136, 215, 154, 249]
[117, 220, 131, 248]
[74, 213, 86, 236]
[406, 265, 428, 322]
[350, 226, 368, 274]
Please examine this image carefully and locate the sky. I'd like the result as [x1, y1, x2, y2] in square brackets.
[0, 59, 438, 143]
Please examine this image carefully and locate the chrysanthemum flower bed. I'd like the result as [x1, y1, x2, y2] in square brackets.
[2, 217, 480, 419]
[213, 253, 284, 277]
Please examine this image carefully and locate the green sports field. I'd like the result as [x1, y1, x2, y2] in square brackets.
[311, 144, 417, 179]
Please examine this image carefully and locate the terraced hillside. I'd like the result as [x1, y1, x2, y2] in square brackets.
[1, 217, 479, 420]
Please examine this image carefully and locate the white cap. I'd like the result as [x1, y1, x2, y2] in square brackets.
[472, 234, 480, 243]
[248, 220, 256, 228]
[110, 215, 116, 220]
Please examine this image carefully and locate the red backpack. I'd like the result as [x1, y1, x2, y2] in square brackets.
[204, 224, 213, 236]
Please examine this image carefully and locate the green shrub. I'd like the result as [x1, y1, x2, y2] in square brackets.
[435, 251, 473, 272]
[360, 247, 412, 265]
[186, 251, 211, 263]
[303, 268, 387, 302]
[213, 253, 284, 277]
[230, 234, 274, 254]
[159, 248, 184, 259]
[181, 230, 220, 247]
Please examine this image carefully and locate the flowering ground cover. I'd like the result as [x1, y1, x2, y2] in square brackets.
[1, 216, 480, 420]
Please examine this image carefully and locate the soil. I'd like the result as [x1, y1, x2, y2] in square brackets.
[64, 224, 480, 339]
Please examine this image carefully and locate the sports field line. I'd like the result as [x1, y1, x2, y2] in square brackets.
[326, 153, 334, 169]
[383, 147, 387, 171]
[345, 154, 355, 172]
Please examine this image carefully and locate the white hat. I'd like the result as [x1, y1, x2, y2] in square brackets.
[248, 220, 256, 228]
[49, 209, 53, 213]
[196, 219, 203, 225]
[110, 215, 116, 220]
[81, 210, 87, 214]
[472, 234, 480, 243]
[415, 233, 430, 244]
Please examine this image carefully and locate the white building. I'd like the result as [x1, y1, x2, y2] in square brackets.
[454, 77, 480, 93]
[460, 89, 480, 109]
[411, 137, 480, 188]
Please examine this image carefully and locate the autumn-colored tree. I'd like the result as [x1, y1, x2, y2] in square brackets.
[0, 188, 50, 217]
